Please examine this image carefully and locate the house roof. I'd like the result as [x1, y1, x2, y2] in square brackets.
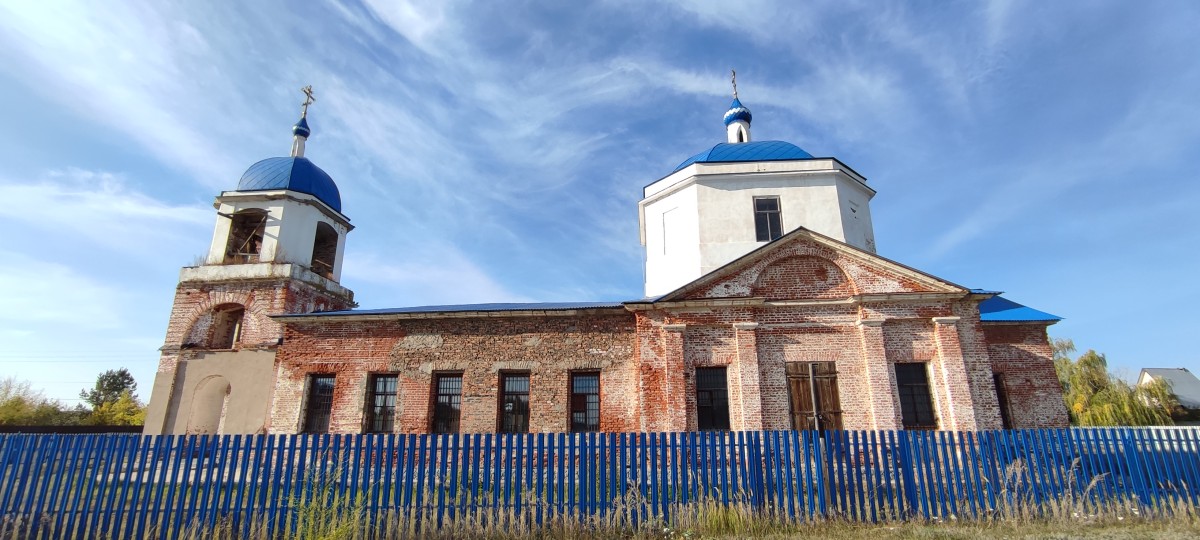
[977, 294, 1062, 323]
[1140, 368, 1200, 409]
[276, 301, 626, 319]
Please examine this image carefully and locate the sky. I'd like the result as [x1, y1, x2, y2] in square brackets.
[1, 0, 1198, 404]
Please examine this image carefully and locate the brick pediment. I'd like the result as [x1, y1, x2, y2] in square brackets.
[662, 228, 965, 301]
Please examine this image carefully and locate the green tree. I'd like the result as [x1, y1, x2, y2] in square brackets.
[80, 368, 138, 408]
[1053, 341, 1178, 426]
[0, 377, 82, 426]
[79, 368, 146, 426]
[88, 391, 146, 426]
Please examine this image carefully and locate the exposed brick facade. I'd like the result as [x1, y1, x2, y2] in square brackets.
[984, 323, 1070, 428]
[143, 268, 355, 435]
[256, 231, 1067, 435]
[268, 312, 637, 434]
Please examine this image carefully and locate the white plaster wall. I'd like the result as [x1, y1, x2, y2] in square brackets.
[640, 159, 876, 297]
[837, 183, 877, 252]
[695, 174, 843, 276]
[204, 191, 351, 282]
[642, 184, 700, 297]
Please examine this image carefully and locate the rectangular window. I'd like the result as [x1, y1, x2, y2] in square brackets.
[365, 374, 398, 433]
[431, 373, 462, 434]
[895, 363, 938, 430]
[570, 372, 600, 432]
[754, 197, 782, 242]
[498, 373, 530, 433]
[994, 373, 1013, 430]
[303, 374, 335, 433]
[695, 367, 730, 431]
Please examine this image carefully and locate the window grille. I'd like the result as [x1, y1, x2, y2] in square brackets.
[896, 363, 938, 430]
[431, 374, 462, 434]
[365, 374, 398, 433]
[695, 367, 730, 431]
[570, 372, 600, 432]
[498, 373, 530, 433]
[303, 374, 335, 433]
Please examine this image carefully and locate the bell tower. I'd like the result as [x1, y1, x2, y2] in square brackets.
[144, 87, 356, 435]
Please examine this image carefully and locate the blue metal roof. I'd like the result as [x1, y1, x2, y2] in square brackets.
[674, 140, 815, 172]
[236, 156, 342, 213]
[723, 98, 752, 126]
[280, 301, 626, 318]
[978, 295, 1062, 323]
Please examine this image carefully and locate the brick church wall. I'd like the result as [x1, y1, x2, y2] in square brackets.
[269, 311, 637, 434]
[983, 323, 1069, 428]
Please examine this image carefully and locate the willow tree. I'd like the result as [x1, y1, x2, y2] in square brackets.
[1053, 339, 1178, 426]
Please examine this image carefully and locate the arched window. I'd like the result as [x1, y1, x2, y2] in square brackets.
[310, 222, 338, 279]
[182, 303, 247, 349]
[224, 209, 267, 264]
[208, 304, 245, 349]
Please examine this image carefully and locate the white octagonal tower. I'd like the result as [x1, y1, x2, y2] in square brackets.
[640, 89, 877, 297]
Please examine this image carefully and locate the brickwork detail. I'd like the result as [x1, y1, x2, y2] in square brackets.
[269, 313, 637, 434]
[984, 323, 1070, 428]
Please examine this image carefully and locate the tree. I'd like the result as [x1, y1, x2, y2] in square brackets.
[1053, 340, 1178, 426]
[80, 368, 138, 409]
[79, 368, 146, 426]
[0, 377, 82, 426]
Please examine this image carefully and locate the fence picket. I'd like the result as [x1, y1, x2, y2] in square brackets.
[2, 427, 1199, 537]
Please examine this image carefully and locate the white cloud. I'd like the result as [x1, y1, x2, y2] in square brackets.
[0, 168, 210, 256]
[0, 251, 125, 329]
[343, 246, 531, 307]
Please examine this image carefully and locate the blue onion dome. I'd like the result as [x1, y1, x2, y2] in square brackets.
[236, 156, 342, 212]
[292, 116, 311, 138]
[723, 98, 752, 126]
[674, 140, 813, 172]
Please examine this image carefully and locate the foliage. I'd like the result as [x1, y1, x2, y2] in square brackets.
[1053, 339, 1179, 426]
[79, 367, 138, 409]
[78, 368, 146, 426]
[86, 390, 146, 426]
[0, 377, 83, 426]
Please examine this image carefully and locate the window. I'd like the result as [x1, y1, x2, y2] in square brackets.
[365, 374, 398, 433]
[208, 304, 244, 349]
[994, 373, 1013, 430]
[225, 209, 267, 264]
[303, 374, 336, 433]
[754, 197, 782, 242]
[895, 363, 937, 430]
[431, 374, 462, 434]
[785, 361, 844, 431]
[310, 222, 338, 279]
[498, 373, 530, 433]
[570, 372, 600, 432]
[695, 367, 730, 431]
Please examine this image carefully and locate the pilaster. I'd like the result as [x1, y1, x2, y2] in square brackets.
[932, 316, 979, 430]
[732, 322, 764, 431]
[857, 319, 900, 430]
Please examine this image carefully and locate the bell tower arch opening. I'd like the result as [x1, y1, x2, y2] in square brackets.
[224, 209, 267, 264]
[310, 222, 338, 279]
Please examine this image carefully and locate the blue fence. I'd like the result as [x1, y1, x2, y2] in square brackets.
[1, 428, 1198, 538]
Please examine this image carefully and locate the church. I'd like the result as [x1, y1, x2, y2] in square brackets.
[143, 84, 1069, 436]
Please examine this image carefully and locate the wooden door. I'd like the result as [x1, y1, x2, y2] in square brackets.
[786, 361, 843, 431]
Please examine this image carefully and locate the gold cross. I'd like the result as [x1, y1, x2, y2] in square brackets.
[300, 85, 316, 117]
